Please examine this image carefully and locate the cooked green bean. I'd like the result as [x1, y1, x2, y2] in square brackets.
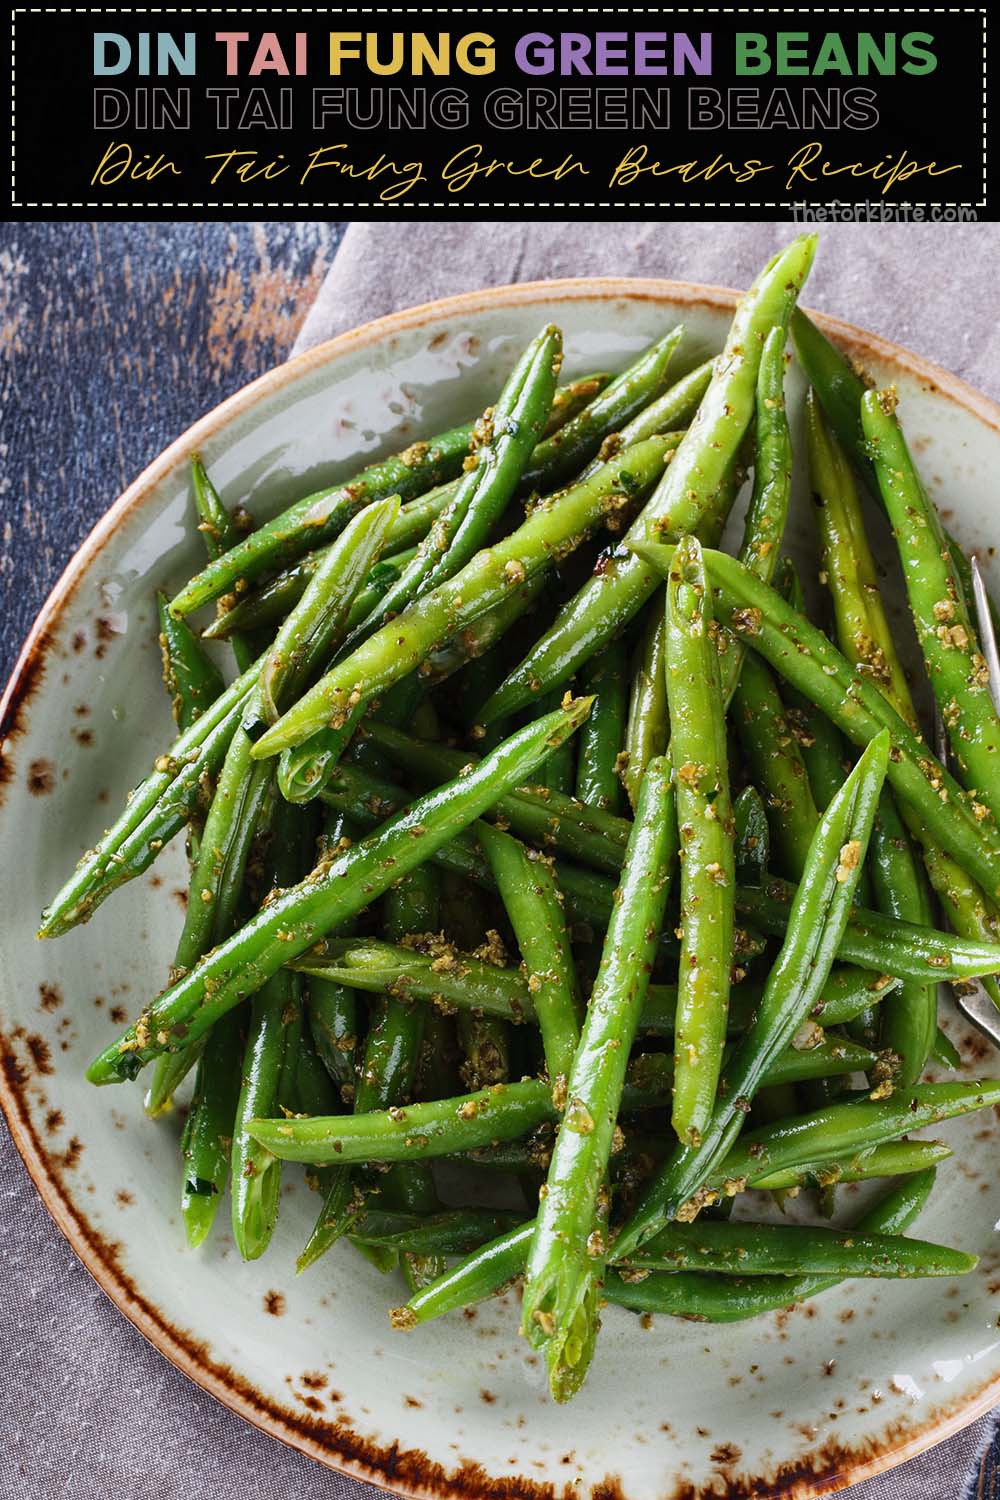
[734, 786, 769, 887]
[716, 1080, 1000, 1190]
[622, 1216, 975, 1278]
[732, 651, 819, 880]
[356, 327, 561, 634]
[87, 697, 594, 1083]
[607, 1169, 941, 1321]
[615, 731, 888, 1258]
[39, 657, 263, 937]
[251, 436, 675, 759]
[665, 537, 735, 1145]
[478, 823, 581, 1082]
[180, 1010, 244, 1248]
[522, 758, 676, 1401]
[575, 639, 628, 814]
[157, 593, 224, 731]
[520, 327, 682, 492]
[171, 422, 474, 617]
[622, 599, 668, 811]
[478, 235, 816, 725]
[864, 388, 1000, 827]
[635, 543, 1000, 902]
[245, 495, 400, 735]
[231, 800, 311, 1261]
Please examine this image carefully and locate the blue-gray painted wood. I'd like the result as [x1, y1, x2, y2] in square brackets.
[1, 221, 346, 680]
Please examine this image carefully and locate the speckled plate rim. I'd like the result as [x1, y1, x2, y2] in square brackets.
[4, 274, 1000, 1499]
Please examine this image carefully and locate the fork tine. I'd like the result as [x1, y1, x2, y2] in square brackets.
[970, 556, 1000, 715]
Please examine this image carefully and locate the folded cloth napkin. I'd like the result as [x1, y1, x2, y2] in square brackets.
[293, 220, 1000, 1500]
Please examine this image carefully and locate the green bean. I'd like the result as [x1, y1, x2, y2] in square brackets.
[252, 1078, 554, 1165]
[294, 937, 532, 1023]
[747, 1137, 951, 1191]
[250, 437, 675, 760]
[367, 848, 446, 1290]
[355, 866, 439, 1114]
[615, 731, 889, 1258]
[736, 876, 1000, 983]
[609, 360, 715, 451]
[352, 1209, 528, 1257]
[716, 1080, 1000, 1190]
[607, 1168, 940, 1321]
[574, 640, 628, 814]
[244, 495, 400, 736]
[478, 823, 581, 1082]
[302, 809, 359, 1100]
[622, 598, 668, 811]
[535, 691, 576, 797]
[204, 545, 419, 643]
[356, 328, 562, 635]
[776, 563, 850, 815]
[623, 1216, 974, 1278]
[230, 966, 303, 1260]
[456, 1011, 510, 1092]
[805, 400, 940, 1071]
[521, 758, 677, 1401]
[478, 235, 817, 726]
[291, 941, 894, 1043]
[732, 651, 819, 880]
[294, 1026, 342, 1116]
[190, 454, 258, 673]
[743, 326, 793, 572]
[296, 1170, 361, 1273]
[520, 327, 682, 493]
[414, 1010, 460, 1102]
[170, 424, 474, 618]
[143, 703, 274, 1117]
[231, 801, 311, 1261]
[191, 452, 247, 556]
[791, 309, 999, 644]
[358, 723, 631, 873]
[39, 656, 264, 937]
[868, 788, 937, 1085]
[734, 786, 769, 887]
[419, 572, 548, 690]
[179, 1010, 244, 1248]
[86, 697, 593, 1083]
[542, 373, 612, 438]
[627, 1036, 876, 1096]
[157, 593, 224, 731]
[805, 406, 1000, 1002]
[863, 388, 1000, 826]
[394, 1164, 949, 1331]
[635, 543, 1000, 901]
[665, 537, 735, 1144]
[316, 754, 1000, 986]
[392, 1222, 534, 1327]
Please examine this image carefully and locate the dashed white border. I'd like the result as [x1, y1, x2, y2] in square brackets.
[8, 6, 990, 210]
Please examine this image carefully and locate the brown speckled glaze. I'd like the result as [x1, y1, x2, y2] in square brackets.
[3, 280, 1000, 1499]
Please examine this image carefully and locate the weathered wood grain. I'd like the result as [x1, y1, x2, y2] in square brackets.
[0, 220, 345, 680]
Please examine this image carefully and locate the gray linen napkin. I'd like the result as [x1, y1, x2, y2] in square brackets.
[294, 220, 1000, 1500]
[2, 221, 996, 1500]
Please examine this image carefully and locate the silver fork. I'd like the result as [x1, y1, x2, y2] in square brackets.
[933, 555, 1000, 1049]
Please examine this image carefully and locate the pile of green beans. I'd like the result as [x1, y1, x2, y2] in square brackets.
[43, 234, 1000, 1405]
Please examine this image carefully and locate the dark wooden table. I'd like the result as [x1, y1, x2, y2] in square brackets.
[1, 221, 346, 681]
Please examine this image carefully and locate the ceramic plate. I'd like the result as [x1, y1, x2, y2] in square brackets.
[3, 279, 1000, 1500]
